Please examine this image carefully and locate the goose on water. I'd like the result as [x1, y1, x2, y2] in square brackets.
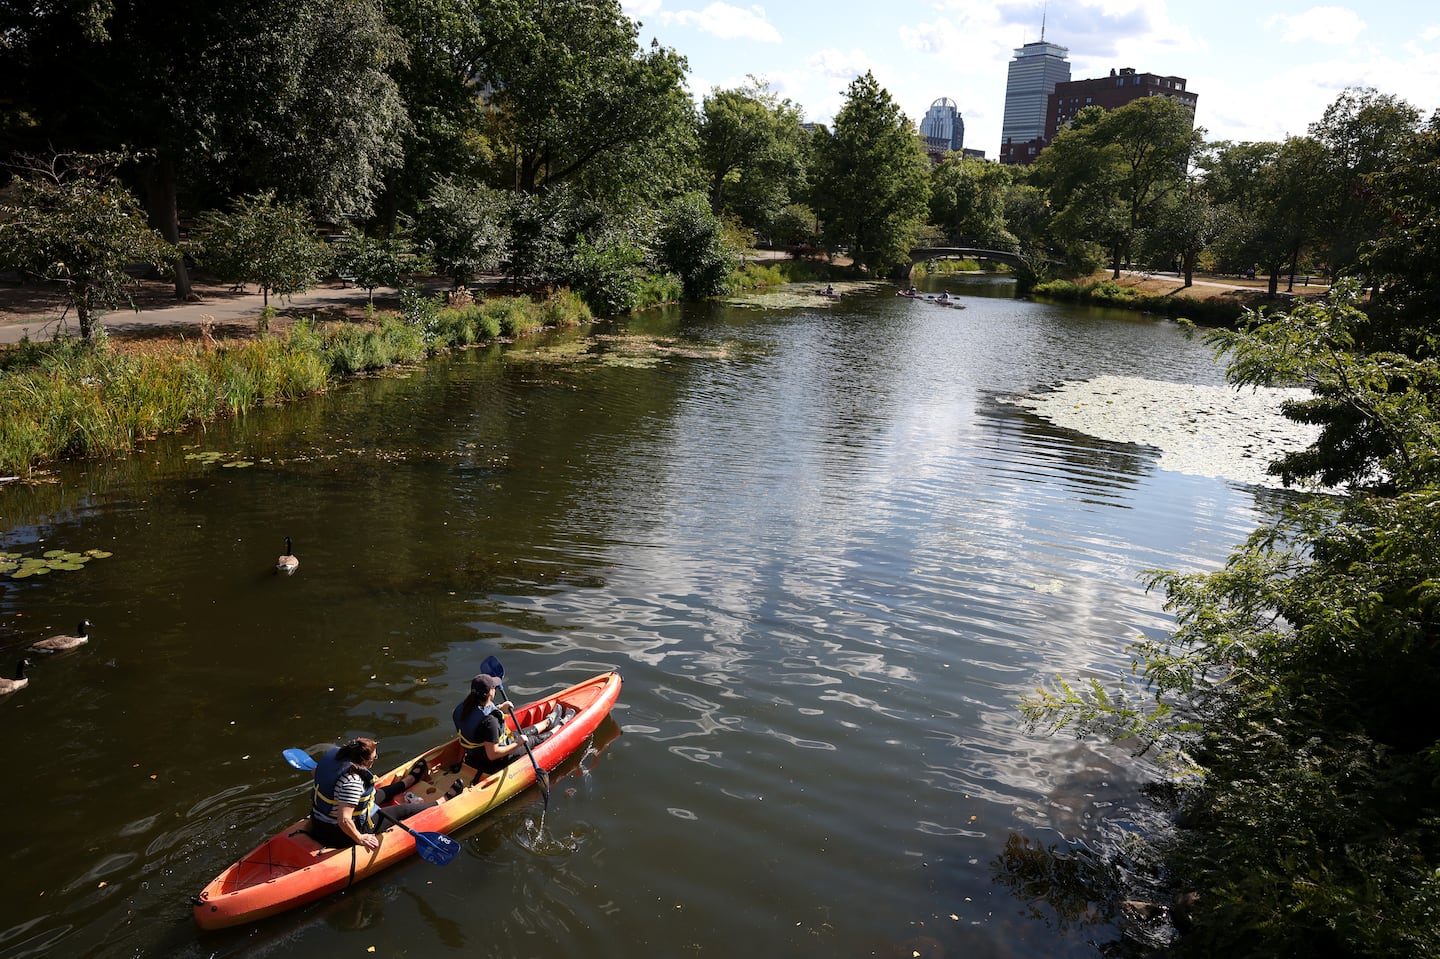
[30, 619, 90, 653]
[0, 658, 31, 695]
[277, 537, 299, 574]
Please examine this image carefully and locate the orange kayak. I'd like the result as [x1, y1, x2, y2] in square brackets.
[193, 670, 622, 930]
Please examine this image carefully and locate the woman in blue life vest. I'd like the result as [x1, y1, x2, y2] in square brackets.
[445, 673, 570, 797]
[309, 737, 434, 849]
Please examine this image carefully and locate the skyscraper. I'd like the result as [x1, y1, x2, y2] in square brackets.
[999, 39, 1070, 164]
[920, 97, 965, 155]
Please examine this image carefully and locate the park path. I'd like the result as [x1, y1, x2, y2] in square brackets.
[0, 278, 451, 346]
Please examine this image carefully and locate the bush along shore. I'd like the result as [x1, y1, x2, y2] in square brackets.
[0, 288, 591, 479]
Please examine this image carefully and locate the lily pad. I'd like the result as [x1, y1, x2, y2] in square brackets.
[2, 546, 115, 580]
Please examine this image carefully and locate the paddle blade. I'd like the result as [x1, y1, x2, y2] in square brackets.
[412, 831, 461, 866]
[480, 655, 504, 679]
[283, 748, 317, 771]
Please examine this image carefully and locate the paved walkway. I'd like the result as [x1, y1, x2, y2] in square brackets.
[0, 279, 448, 346]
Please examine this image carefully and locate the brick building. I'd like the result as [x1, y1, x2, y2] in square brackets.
[1044, 68, 1198, 141]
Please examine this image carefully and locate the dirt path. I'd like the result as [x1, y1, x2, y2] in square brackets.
[0, 275, 452, 345]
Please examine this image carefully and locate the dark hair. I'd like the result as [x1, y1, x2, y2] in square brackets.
[336, 737, 377, 765]
[458, 690, 483, 719]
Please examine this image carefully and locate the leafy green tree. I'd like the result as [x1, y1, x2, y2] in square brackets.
[1022, 108, 1440, 959]
[414, 176, 511, 288]
[770, 203, 819, 250]
[699, 80, 808, 237]
[656, 192, 734, 299]
[928, 153, 1016, 250]
[566, 232, 646, 316]
[810, 71, 932, 275]
[1033, 96, 1201, 278]
[191, 191, 333, 313]
[336, 229, 421, 305]
[0, 156, 178, 340]
[1307, 87, 1422, 279]
[475, 0, 691, 195]
[1142, 186, 1220, 286]
[374, 0, 495, 229]
[1002, 181, 1053, 254]
[1204, 136, 1328, 294]
[0, 0, 408, 299]
[1364, 112, 1440, 352]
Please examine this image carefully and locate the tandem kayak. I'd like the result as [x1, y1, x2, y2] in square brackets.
[193, 670, 622, 930]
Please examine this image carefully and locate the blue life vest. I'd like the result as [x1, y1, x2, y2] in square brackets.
[311, 748, 378, 830]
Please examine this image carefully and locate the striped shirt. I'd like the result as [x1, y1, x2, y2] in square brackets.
[333, 771, 368, 808]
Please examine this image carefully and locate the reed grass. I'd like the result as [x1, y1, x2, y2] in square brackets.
[0, 291, 589, 477]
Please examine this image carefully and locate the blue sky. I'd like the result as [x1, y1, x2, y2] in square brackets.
[620, 0, 1440, 157]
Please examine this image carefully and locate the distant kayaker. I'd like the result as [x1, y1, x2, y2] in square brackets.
[447, 673, 567, 795]
[309, 737, 434, 850]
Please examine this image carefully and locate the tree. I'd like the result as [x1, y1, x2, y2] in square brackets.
[656, 192, 734, 299]
[191, 192, 333, 317]
[414, 176, 511, 288]
[1033, 97, 1201, 278]
[374, 0, 497, 230]
[698, 79, 808, 237]
[928, 154, 1016, 250]
[1307, 87, 1422, 280]
[810, 72, 932, 275]
[336, 229, 421, 305]
[1022, 109, 1440, 959]
[0, 0, 409, 298]
[475, 0, 691, 195]
[0, 156, 178, 340]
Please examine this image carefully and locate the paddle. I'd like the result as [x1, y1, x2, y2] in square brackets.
[281, 747, 459, 865]
[283, 747, 318, 771]
[377, 809, 461, 866]
[480, 656, 552, 808]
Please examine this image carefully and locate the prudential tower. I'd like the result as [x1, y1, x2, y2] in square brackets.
[999, 35, 1070, 162]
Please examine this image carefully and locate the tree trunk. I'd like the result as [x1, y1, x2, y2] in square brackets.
[76, 282, 94, 340]
[1111, 244, 1122, 280]
[1182, 249, 1195, 287]
[142, 157, 193, 300]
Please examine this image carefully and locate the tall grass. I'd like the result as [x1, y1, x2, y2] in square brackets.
[729, 258, 843, 290]
[0, 291, 591, 477]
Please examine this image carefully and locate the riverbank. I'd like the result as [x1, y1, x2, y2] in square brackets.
[0, 287, 591, 478]
[1034, 270, 1330, 324]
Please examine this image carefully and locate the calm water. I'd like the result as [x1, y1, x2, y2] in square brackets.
[0, 277, 1276, 958]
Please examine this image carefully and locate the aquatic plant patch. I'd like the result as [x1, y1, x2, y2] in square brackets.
[1, 547, 113, 579]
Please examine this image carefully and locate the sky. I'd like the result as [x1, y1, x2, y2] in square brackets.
[619, 0, 1440, 157]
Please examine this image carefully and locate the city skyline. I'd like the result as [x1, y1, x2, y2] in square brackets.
[620, 0, 1440, 156]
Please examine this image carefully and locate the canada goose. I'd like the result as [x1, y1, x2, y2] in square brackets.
[0, 658, 31, 695]
[31, 619, 90, 653]
[277, 537, 299, 574]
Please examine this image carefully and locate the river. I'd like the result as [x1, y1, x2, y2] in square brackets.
[0, 275, 1300, 958]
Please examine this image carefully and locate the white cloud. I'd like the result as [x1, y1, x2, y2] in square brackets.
[806, 48, 881, 83]
[621, 0, 663, 15]
[665, 3, 782, 43]
[1265, 6, 1366, 45]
